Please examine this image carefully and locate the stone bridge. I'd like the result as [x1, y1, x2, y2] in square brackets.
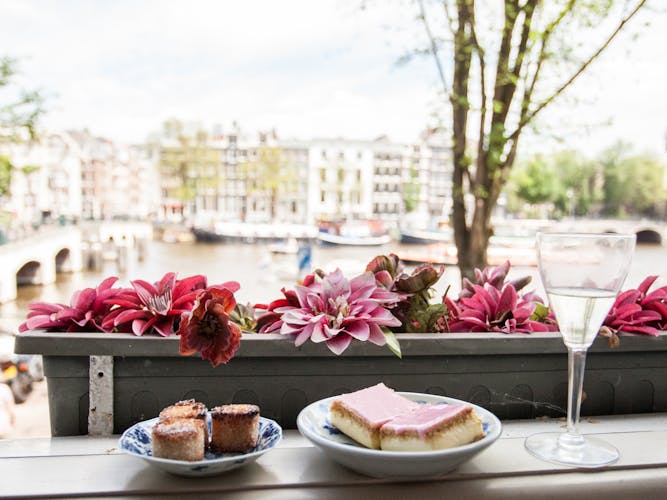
[547, 219, 666, 245]
[0, 227, 83, 303]
[0, 222, 153, 303]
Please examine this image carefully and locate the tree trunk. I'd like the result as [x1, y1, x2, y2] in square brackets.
[450, 0, 475, 280]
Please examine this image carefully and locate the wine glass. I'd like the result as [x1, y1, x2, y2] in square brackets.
[525, 232, 636, 467]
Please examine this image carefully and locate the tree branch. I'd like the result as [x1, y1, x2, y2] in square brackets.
[506, 0, 647, 143]
[417, 0, 451, 97]
[467, 0, 487, 180]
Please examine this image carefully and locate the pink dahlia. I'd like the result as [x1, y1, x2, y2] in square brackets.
[447, 282, 553, 333]
[19, 276, 122, 333]
[459, 260, 532, 299]
[103, 272, 240, 336]
[272, 268, 402, 356]
[254, 272, 317, 334]
[603, 275, 666, 336]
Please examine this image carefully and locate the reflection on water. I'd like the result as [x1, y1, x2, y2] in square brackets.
[2, 240, 666, 333]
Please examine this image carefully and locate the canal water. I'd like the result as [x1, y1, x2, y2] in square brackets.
[2, 240, 666, 333]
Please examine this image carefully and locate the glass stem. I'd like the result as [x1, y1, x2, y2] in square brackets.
[560, 347, 587, 448]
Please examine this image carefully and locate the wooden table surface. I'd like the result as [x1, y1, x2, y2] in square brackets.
[1, 414, 667, 499]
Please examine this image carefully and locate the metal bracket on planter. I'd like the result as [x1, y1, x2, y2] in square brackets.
[88, 355, 114, 436]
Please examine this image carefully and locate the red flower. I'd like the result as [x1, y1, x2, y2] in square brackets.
[178, 287, 242, 366]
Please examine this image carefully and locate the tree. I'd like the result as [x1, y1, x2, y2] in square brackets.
[0, 56, 45, 202]
[600, 142, 666, 217]
[242, 145, 298, 223]
[510, 154, 557, 206]
[549, 150, 599, 217]
[1, 56, 44, 142]
[408, 0, 647, 279]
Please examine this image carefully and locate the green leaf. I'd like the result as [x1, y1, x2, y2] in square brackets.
[383, 329, 402, 359]
[530, 302, 550, 322]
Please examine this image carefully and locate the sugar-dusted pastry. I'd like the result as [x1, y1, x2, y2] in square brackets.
[210, 404, 260, 453]
[159, 399, 209, 443]
[159, 399, 207, 422]
[329, 383, 419, 449]
[151, 418, 207, 461]
[379, 403, 484, 451]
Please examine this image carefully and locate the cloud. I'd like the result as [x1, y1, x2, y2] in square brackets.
[0, 1, 664, 152]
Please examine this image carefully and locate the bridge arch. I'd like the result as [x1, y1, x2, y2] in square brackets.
[636, 229, 662, 245]
[55, 247, 74, 272]
[16, 260, 43, 286]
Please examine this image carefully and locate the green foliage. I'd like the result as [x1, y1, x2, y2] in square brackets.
[551, 150, 600, 216]
[600, 142, 666, 217]
[0, 56, 45, 141]
[510, 155, 558, 204]
[242, 145, 298, 221]
[0, 155, 12, 197]
[402, 164, 420, 213]
[508, 144, 666, 219]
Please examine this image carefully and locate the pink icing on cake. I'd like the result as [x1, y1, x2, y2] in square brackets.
[335, 383, 418, 426]
[381, 403, 469, 438]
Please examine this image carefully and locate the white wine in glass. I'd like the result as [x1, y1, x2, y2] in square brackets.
[525, 232, 635, 467]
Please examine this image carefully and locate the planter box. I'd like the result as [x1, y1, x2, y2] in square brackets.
[15, 330, 667, 436]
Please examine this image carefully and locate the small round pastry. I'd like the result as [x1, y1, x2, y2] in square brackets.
[152, 419, 206, 461]
[159, 399, 208, 443]
[210, 404, 260, 453]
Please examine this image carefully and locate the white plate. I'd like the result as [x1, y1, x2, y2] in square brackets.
[296, 392, 501, 478]
[119, 415, 282, 477]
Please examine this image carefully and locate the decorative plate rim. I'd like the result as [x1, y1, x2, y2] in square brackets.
[296, 392, 502, 458]
[119, 415, 282, 466]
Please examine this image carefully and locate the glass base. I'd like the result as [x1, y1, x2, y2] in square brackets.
[525, 432, 619, 468]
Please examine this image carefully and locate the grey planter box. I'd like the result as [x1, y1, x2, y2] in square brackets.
[14, 330, 667, 436]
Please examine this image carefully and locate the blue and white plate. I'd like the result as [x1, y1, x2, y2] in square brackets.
[119, 415, 282, 477]
[296, 392, 501, 478]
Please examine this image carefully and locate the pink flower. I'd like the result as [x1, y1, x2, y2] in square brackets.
[19, 277, 122, 333]
[178, 287, 242, 366]
[255, 273, 317, 334]
[603, 275, 665, 336]
[270, 268, 401, 355]
[447, 283, 553, 334]
[104, 272, 240, 336]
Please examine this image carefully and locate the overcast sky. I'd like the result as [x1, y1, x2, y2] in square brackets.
[1, 1, 665, 156]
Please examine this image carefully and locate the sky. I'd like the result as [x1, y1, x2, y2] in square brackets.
[1, 0, 666, 156]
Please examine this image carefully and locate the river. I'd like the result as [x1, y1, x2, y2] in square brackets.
[2, 240, 666, 333]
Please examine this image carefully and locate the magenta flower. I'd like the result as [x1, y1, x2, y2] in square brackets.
[271, 268, 402, 355]
[19, 277, 122, 333]
[603, 275, 665, 336]
[459, 260, 531, 299]
[104, 272, 240, 336]
[447, 283, 553, 333]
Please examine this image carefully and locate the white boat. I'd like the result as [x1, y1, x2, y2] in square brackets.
[318, 232, 392, 247]
[193, 221, 318, 243]
[399, 227, 453, 245]
[317, 219, 391, 247]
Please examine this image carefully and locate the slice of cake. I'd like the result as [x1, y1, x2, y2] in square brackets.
[379, 403, 484, 452]
[210, 404, 260, 453]
[152, 419, 206, 461]
[329, 383, 419, 449]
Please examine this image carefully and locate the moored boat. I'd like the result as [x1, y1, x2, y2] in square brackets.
[317, 219, 391, 247]
[398, 227, 453, 245]
[318, 232, 392, 247]
[192, 221, 318, 243]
